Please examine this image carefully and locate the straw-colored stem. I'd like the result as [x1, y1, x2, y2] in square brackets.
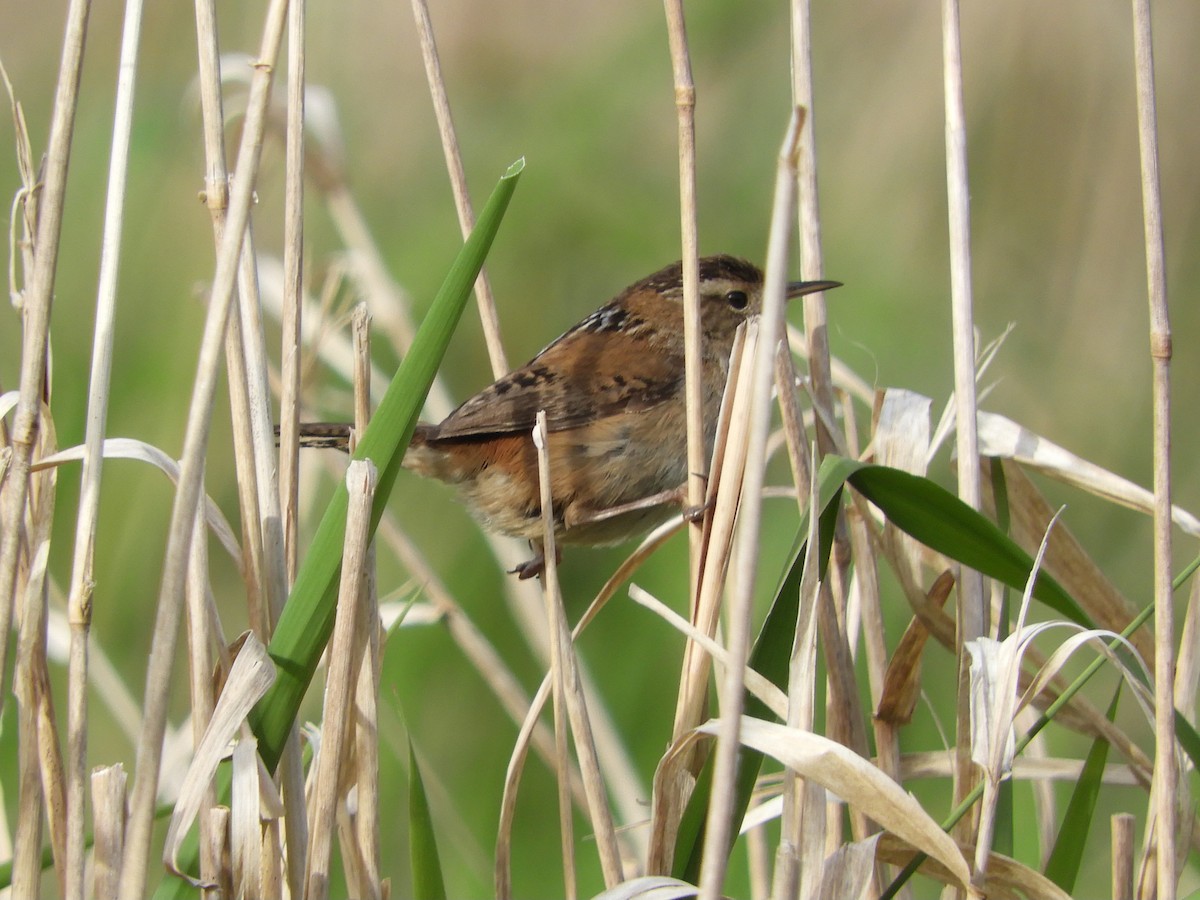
[305, 459, 377, 899]
[661, 0, 706, 604]
[532, 413, 577, 900]
[62, 0, 143, 894]
[117, 2, 289, 895]
[697, 111, 802, 900]
[1112, 813, 1135, 900]
[0, 0, 93, 710]
[189, 0, 309, 889]
[789, 2, 837, 455]
[276, 8, 315, 891]
[279, 0, 306, 585]
[1129, 0, 1176, 895]
[183, 502, 221, 886]
[532, 411, 624, 890]
[91, 765, 127, 898]
[771, 449, 821, 900]
[939, 0, 986, 868]
[351, 302, 382, 900]
[410, 0, 508, 377]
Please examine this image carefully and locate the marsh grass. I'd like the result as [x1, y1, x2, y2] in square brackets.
[0, 0, 1196, 898]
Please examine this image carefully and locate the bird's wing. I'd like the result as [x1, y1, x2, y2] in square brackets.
[427, 314, 681, 440]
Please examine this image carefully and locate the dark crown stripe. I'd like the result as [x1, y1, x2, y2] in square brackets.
[631, 254, 763, 295]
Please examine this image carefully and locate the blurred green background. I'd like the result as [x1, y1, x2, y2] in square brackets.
[1, 0, 1198, 896]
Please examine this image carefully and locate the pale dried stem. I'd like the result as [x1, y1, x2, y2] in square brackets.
[206, 806, 232, 896]
[304, 459, 376, 900]
[380, 517, 593, 806]
[279, 0, 306, 585]
[532, 412, 623, 891]
[117, 2, 289, 894]
[350, 303, 382, 900]
[789, 2, 838, 454]
[939, 0, 985, 628]
[1113, 813, 1135, 900]
[410, 0, 508, 377]
[661, 0, 706, 602]
[773, 438, 821, 900]
[63, 0, 144, 890]
[697, 111, 802, 900]
[15, 458, 64, 896]
[670, 325, 753, 749]
[773, 343, 813, 499]
[495, 523, 685, 893]
[1129, 1, 1176, 895]
[0, 0, 93, 711]
[190, 0, 308, 892]
[91, 765, 128, 898]
[532, 413, 577, 900]
[184, 502, 221, 886]
[233, 225, 290, 641]
[939, 0, 987, 870]
[224, 274, 270, 634]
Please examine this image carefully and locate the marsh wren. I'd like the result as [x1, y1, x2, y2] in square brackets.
[296, 255, 838, 577]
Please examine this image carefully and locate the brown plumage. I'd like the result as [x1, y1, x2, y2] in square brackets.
[293, 255, 839, 576]
[405, 256, 837, 563]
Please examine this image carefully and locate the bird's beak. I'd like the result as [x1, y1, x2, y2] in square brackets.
[787, 279, 842, 299]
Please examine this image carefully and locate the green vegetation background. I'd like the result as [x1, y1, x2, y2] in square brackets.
[1, 1, 1198, 895]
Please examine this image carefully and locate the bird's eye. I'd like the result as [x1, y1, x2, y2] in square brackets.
[725, 290, 749, 311]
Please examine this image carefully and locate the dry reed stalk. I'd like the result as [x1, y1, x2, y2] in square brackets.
[532, 411, 624, 890]
[206, 805, 232, 896]
[697, 110, 803, 900]
[789, 2, 838, 455]
[193, 0, 309, 891]
[0, 0, 92, 712]
[349, 303, 382, 900]
[532, 413, 578, 900]
[410, 0, 508, 377]
[14, 426, 66, 895]
[938, 0, 985, 634]
[772, 443, 822, 899]
[1113, 812, 1135, 900]
[63, 0, 145, 891]
[117, 0, 290, 893]
[230, 736, 263, 897]
[184, 501, 222, 887]
[279, 0, 307, 586]
[938, 0, 987, 873]
[1128, 1, 1177, 896]
[661, 0, 706, 603]
[669, 325, 753, 742]
[304, 459, 377, 899]
[91, 764, 127, 897]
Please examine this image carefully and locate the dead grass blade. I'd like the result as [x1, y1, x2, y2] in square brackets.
[163, 633, 276, 883]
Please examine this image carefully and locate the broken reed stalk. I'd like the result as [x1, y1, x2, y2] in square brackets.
[532, 411, 624, 891]
[304, 459, 377, 900]
[532, 413, 578, 900]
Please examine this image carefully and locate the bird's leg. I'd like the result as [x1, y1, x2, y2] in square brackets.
[509, 541, 562, 580]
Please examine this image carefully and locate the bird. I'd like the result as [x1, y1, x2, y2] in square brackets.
[291, 255, 839, 577]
